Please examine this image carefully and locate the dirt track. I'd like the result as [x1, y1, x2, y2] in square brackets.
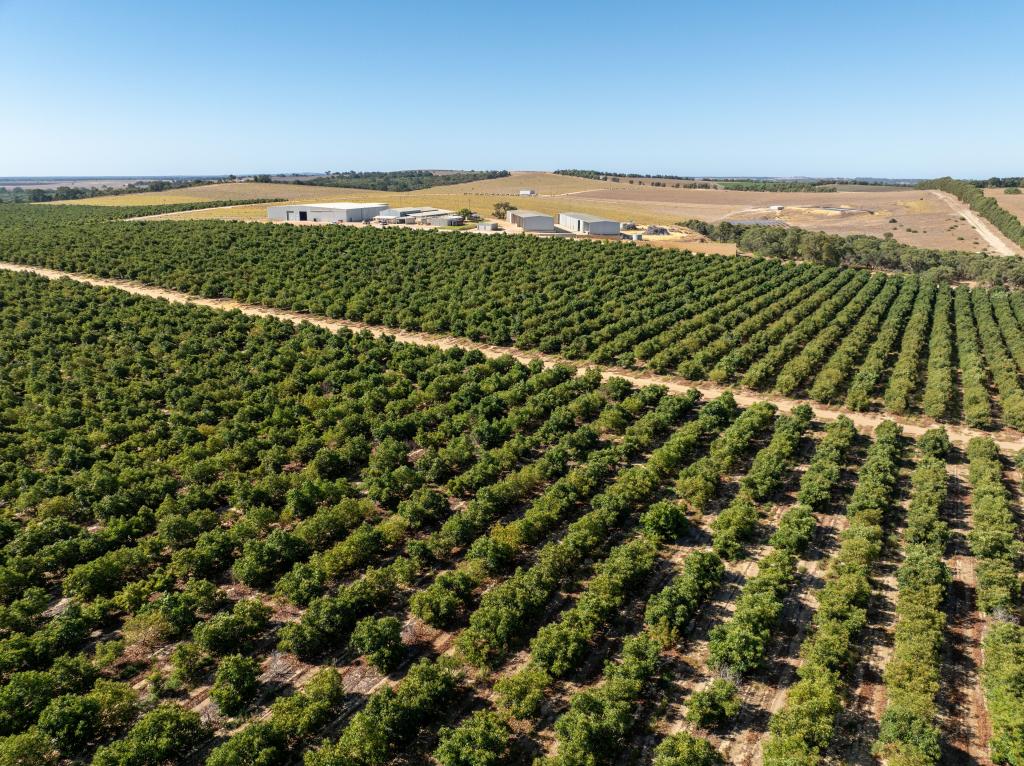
[928, 190, 1022, 257]
[3, 260, 1024, 455]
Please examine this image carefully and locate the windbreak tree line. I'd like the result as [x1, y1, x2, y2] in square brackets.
[919, 177, 1024, 248]
[684, 217, 1024, 286]
[290, 169, 509, 192]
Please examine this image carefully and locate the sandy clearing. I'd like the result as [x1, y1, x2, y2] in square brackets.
[928, 190, 1023, 257]
[3, 260, 1024, 454]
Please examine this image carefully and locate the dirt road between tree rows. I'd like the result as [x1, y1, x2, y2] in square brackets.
[927, 190, 1023, 257]
[3, 260, 1024, 454]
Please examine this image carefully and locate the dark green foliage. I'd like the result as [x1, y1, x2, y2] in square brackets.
[545, 633, 661, 766]
[917, 428, 951, 460]
[211, 655, 261, 717]
[640, 500, 689, 540]
[981, 623, 1024, 765]
[686, 213, 1024, 288]
[872, 451, 949, 765]
[710, 494, 760, 560]
[91, 704, 210, 766]
[653, 732, 724, 766]
[193, 599, 271, 655]
[306, 658, 461, 766]
[292, 170, 509, 192]
[686, 679, 741, 729]
[0, 205, 1020, 424]
[965, 438, 1022, 613]
[205, 668, 344, 766]
[434, 711, 512, 766]
[349, 616, 404, 673]
[168, 642, 211, 688]
[763, 420, 904, 765]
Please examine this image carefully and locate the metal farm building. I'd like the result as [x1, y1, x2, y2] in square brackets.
[506, 209, 554, 231]
[558, 212, 620, 236]
[267, 202, 388, 223]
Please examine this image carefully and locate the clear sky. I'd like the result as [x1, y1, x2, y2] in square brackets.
[1, 0, 1021, 179]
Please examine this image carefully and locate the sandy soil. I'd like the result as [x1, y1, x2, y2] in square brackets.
[928, 190, 1022, 256]
[3, 260, 1023, 454]
[567, 186, 986, 252]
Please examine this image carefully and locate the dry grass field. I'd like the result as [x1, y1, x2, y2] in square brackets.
[60, 172, 996, 252]
[984, 186, 1024, 219]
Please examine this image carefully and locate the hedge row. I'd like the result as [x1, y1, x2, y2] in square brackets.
[763, 420, 904, 765]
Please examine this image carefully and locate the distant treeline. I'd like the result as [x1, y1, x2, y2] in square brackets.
[717, 180, 836, 193]
[280, 170, 509, 193]
[0, 178, 225, 204]
[683, 218, 1024, 289]
[966, 177, 1024, 188]
[554, 170, 911, 192]
[919, 177, 1024, 248]
[554, 169, 712, 188]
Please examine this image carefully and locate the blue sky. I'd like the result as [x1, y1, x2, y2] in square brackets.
[1, 0, 1021, 178]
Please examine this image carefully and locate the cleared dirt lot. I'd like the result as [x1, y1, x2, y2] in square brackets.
[567, 185, 987, 251]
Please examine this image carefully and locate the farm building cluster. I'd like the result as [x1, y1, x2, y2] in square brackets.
[267, 202, 623, 239]
[503, 210, 620, 236]
[267, 202, 466, 227]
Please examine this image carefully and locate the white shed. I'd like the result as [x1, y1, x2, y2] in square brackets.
[558, 212, 620, 236]
[506, 209, 554, 231]
[267, 202, 387, 223]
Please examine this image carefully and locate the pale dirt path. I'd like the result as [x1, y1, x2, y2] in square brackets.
[4, 260, 1024, 455]
[927, 190, 1023, 257]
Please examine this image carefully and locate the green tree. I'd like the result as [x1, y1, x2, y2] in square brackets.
[92, 705, 210, 766]
[211, 655, 261, 717]
[685, 679, 741, 729]
[653, 732, 724, 766]
[435, 711, 512, 766]
[350, 616, 404, 673]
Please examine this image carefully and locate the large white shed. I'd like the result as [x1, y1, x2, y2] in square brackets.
[506, 209, 554, 231]
[267, 202, 388, 223]
[558, 212, 620, 236]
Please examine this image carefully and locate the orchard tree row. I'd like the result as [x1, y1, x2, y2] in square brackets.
[7, 205, 1024, 428]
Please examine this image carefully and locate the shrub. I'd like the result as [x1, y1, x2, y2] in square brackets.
[653, 732, 724, 766]
[211, 655, 261, 717]
[350, 616, 404, 674]
[92, 704, 210, 766]
[686, 679, 741, 729]
[434, 711, 512, 766]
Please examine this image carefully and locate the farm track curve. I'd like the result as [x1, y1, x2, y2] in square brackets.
[3, 260, 1024, 454]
